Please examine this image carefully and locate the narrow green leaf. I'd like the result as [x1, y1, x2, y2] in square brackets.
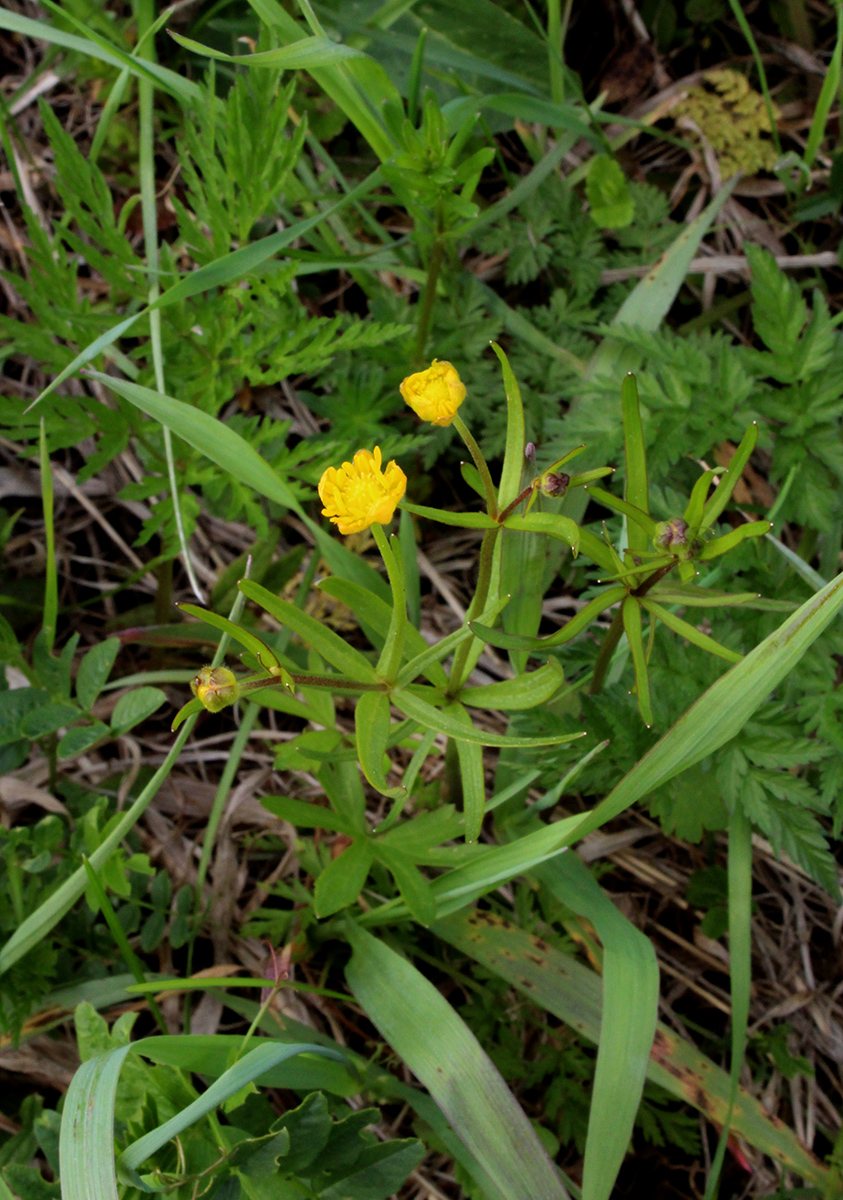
[642, 599, 743, 664]
[168, 29, 362, 67]
[490, 343, 525, 510]
[623, 597, 653, 726]
[394, 594, 509, 689]
[395, 688, 585, 748]
[179, 603, 280, 669]
[584, 485, 656, 539]
[701, 424, 758, 531]
[346, 925, 567, 1200]
[356, 690, 405, 800]
[501, 511, 581, 555]
[621, 373, 649, 554]
[238, 580, 377, 680]
[375, 844, 436, 926]
[803, 0, 843, 169]
[683, 469, 719, 531]
[399, 501, 497, 529]
[647, 585, 762, 608]
[447, 704, 486, 841]
[699, 520, 771, 560]
[459, 661, 566, 710]
[471, 587, 625, 652]
[260, 795, 358, 835]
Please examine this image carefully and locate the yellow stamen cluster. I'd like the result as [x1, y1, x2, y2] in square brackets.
[400, 359, 466, 427]
[318, 447, 407, 535]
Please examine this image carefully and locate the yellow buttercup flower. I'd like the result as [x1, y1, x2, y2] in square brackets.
[318, 447, 407, 535]
[400, 359, 466, 427]
[191, 666, 240, 713]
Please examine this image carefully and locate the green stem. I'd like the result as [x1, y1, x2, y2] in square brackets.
[39, 419, 57, 652]
[414, 234, 445, 366]
[589, 607, 625, 696]
[453, 414, 498, 519]
[497, 482, 535, 526]
[372, 522, 408, 683]
[448, 527, 500, 694]
[242, 673, 389, 694]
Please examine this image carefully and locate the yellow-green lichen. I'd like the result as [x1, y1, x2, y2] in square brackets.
[673, 68, 780, 178]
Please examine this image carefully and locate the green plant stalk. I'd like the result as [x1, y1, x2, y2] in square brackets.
[39, 418, 57, 652]
[414, 228, 445, 366]
[448, 527, 500, 693]
[703, 805, 753, 1200]
[135, 0, 204, 602]
[726, 0, 782, 157]
[453, 414, 498, 519]
[589, 607, 625, 696]
[0, 587, 248, 976]
[372, 522, 408, 683]
[803, 0, 843, 170]
[82, 856, 167, 1035]
[546, 0, 569, 107]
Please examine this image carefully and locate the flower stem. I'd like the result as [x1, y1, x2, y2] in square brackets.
[372, 521, 408, 683]
[453, 414, 498, 519]
[589, 607, 625, 696]
[448, 526, 500, 694]
[414, 234, 444, 366]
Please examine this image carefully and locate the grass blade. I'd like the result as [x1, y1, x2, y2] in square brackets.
[620, 373, 649, 553]
[536, 853, 659, 1200]
[346, 923, 569, 1200]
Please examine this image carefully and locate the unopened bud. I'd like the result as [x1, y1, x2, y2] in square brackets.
[191, 666, 240, 713]
[655, 517, 689, 550]
[524, 442, 536, 465]
[539, 471, 570, 498]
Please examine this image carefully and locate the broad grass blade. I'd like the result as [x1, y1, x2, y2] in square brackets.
[346, 924, 569, 1200]
[571, 566, 843, 848]
[490, 343, 525, 509]
[536, 854, 658, 1200]
[59, 1045, 131, 1200]
[589, 178, 737, 379]
[621, 373, 649, 553]
[434, 909, 829, 1185]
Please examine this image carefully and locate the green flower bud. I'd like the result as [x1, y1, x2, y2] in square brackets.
[190, 666, 240, 713]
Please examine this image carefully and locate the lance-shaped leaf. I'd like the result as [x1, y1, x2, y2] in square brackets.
[698, 520, 771, 560]
[318, 577, 448, 688]
[345, 925, 569, 1200]
[459, 661, 566, 710]
[471, 586, 626, 652]
[238, 579, 377, 680]
[642, 599, 743, 664]
[621, 373, 650, 555]
[362, 815, 585, 925]
[701, 423, 758, 531]
[261, 795, 360, 835]
[446, 703, 486, 842]
[395, 689, 586, 748]
[395, 595, 509, 688]
[647, 584, 762, 608]
[399, 502, 498, 529]
[623, 597, 653, 726]
[315, 838, 374, 918]
[375, 843, 436, 926]
[683, 468, 719, 531]
[356, 690, 406, 801]
[583, 486, 657, 539]
[179, 603, 281, 669]
[168, 29, 362, 67]
[501, 511, 581, 555]
[491, 344, 526, 510]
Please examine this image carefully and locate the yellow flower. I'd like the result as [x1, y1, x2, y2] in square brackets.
[191, 666, 240, 713]
[318, 446, 407, 535]
[400, 359, 466, 427]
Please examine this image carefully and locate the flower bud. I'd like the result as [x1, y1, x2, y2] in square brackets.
[655, 517, 689, 550]
[538, 470, 570, 498]
[400, 359, 466, 427]
[191, 666, 240, 713]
